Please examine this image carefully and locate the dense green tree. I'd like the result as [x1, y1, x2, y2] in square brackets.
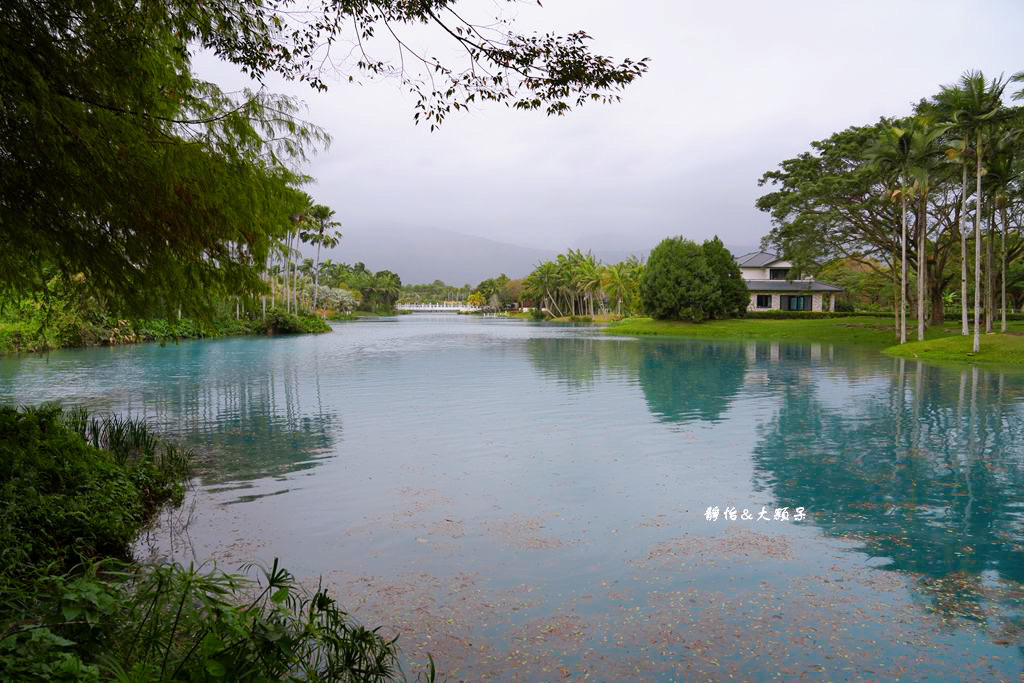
[475, 274, 511, 308]
[702, 236, 749, 318]
[817, 258, 895, 311]
[2, 0, 322, 316]
[639, 237, 717, 321]
[2, 0, 646, 315]
[758, 77, 1024, 348]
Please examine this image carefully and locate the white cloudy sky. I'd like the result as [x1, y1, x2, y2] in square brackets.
[199, 0, 1024, 254]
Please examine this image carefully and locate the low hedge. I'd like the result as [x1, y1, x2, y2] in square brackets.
[942, 311, 1024, 322]
[740, 311, 887, 320]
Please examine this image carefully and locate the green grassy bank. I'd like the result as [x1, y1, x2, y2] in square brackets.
[606, 316, 1024, 366]
[605, 315, 906, 346]
[882, 333, 1024, 369]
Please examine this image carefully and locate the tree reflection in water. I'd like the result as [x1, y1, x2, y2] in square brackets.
[751, 356, 1024, 628]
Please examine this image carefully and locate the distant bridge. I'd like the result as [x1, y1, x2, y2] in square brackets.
[396, 302, 482, 313]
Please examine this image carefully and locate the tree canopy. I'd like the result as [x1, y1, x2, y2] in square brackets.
[639, 237, 718, 322]
[756, 70, 1024, 346]
[1, 0, 647, 316]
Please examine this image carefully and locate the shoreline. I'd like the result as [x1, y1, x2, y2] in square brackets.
[604, 316, 1024, 367]
[0, 310, 331, 355]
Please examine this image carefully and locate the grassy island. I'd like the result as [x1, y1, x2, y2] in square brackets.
[882, 333, 1024, 368]
[606, 315, 1024, 367]
[606, 315, 904, 346]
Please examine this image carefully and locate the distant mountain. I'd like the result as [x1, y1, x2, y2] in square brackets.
[315, 223, 758, 285]
[316, 225, 551, 285]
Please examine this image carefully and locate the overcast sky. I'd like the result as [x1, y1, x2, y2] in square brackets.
[199, 0, 1024, 254]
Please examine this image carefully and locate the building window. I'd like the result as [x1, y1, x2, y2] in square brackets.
[769, 268, 790, 280]
[782, 295, 811, 311]
[756, 295, 771, 309]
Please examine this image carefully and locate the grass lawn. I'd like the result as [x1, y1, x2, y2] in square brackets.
[606, 316, 1024, 365]
[606, 316, 908, 346]
[882, 333, 1024, 369]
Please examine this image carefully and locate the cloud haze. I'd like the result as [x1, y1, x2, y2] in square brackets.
[198, 0, 1024, 281]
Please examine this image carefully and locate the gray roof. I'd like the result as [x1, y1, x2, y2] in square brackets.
[744, 279, 843, 292]
[734, 251, 786, 268]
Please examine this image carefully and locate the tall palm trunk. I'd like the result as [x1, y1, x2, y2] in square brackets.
[983, 204, 991, 331]
[891, 255, 899, 335]
[313, 239, 322, 313]
[284, 235, 292, 313]
[292, 239, 299, 313]
[918, 194, 926, 341]
[973, 132, 982, 353]
[900, 188, 907, 344]
[1000, 202, 1008, 332]
[960, 163, 969, 335]
[986, 204, 994, 333]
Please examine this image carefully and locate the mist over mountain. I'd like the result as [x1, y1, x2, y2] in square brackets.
[318, 224, 755, 285]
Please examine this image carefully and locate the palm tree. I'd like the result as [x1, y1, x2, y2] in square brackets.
[906, 119, 950, 340]
[302, 204, 342, 314]
[941, 136, 974, 335]
[986, 125, 1022, 332]
[601, 262, 628, 316]
[572, 250, 601, 317]
[525, 261, 564, 316]
[938, 71, 1009, 352]
[869, 123, 915, 344]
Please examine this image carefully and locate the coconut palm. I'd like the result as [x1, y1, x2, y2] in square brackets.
[940, 136, 974, 335]
[937, 71, 1010, 352]
[301, 204, 342, 314]
[906, 119, 951, 340]
[601, 262, 628, 316]
[525, 261, 564, 316]
[571, 250, 601, 316]
[868, 122, 916, 344]
[986, 125, 1023, 332]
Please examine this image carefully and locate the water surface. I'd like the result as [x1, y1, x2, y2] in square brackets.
[2, 316, 1023, 680]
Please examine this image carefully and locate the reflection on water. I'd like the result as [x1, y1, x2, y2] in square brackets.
[637, 341, 747, 423]
[2, 319, 1024, 677]
[0, 337, 341, 491]
[752, 357, 1024, 627]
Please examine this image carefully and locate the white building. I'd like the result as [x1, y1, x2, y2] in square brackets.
[734, 252, 842, 312]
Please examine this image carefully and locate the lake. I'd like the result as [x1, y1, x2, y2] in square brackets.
[2, 315, 1022, 680]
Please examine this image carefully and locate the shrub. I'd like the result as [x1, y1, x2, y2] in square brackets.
[0, 405, 191, 585]
[0, 405, 427, 681]
[742, 310, 883, 319]
[262, 307, 331, 334]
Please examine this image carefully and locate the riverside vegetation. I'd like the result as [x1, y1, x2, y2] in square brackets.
[0, 275, 329, 355]
[0, 404, 429, 681]
[2, 0, 647, 678]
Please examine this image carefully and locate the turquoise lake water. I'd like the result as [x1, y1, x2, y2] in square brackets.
[1, 315, 1023, 680]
